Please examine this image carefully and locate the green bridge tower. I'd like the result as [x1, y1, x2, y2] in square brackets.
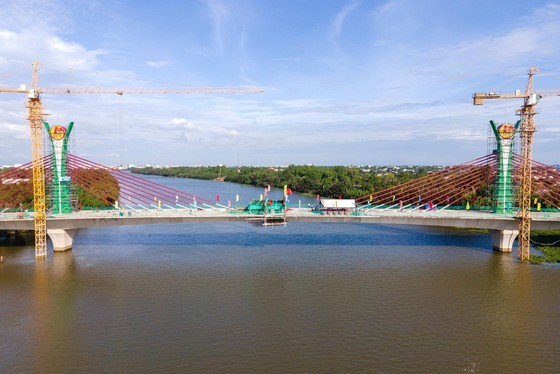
[44, 121, 74, 214]
[490, 120, 519, 214]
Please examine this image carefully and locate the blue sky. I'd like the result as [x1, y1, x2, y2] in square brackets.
[1, 0, 560, 167]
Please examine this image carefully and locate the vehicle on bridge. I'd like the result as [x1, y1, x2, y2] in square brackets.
[316, 198, 355, 215]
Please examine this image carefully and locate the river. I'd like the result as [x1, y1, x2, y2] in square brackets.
[1, 175, 559, 373]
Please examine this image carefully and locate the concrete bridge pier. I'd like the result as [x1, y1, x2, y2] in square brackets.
[47, 229, 76, 252]
[489, 229, 519, 252]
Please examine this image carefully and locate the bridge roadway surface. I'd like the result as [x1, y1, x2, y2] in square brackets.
[1, 207, 560, 230]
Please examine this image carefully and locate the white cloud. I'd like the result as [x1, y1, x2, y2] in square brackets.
[146, 60, 173, 68]
[372, 0, 401, 18]
[0, 28, 106, 72]
[158, 116, 240, 145]
[532, 3, 560, 21]
[0, 30, 17, 40]
[0, 0, 109, 74]
[203, 0, 229, 56]
[167, 118, 195, 129]
[0, 121, 29, 139]
[331, 1, 361, 39]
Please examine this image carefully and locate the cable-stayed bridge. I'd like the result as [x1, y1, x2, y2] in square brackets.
[2, 152, 560, 255]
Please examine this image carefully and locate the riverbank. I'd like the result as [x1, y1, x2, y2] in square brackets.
[530, 231, 560, 264]
[0, 230, 34, 246]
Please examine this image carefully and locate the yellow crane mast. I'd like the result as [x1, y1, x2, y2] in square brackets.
[473, 67, 560, 261]
[28, 62, 47, 257]
[0, 61, 263, 259]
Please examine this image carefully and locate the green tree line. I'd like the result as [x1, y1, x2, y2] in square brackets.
[131, 165, 439, 199]
[0, 168, 118, 210]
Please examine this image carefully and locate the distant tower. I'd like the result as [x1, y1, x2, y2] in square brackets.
[490, 120, 519, 214]
[44, 122, 74, 214]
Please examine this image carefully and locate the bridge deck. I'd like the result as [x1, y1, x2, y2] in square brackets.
[2, 208, 560, 231]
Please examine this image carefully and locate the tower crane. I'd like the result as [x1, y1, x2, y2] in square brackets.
[0, 61, 263, 259]
[473, 67, 560, 261]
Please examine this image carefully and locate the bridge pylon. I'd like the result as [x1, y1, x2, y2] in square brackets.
[44, 121, 75, 214]
[489, 120, 519, 215]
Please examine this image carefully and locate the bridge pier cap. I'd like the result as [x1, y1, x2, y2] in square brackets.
[47, 229, 76, 252]
[489, 229, 518, 253]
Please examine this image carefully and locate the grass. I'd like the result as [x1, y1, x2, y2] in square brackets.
[529, 231, 560, 264]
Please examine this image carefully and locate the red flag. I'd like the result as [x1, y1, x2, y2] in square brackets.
[286, 187, 293, 195]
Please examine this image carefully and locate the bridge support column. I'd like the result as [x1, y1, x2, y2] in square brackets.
[47, 229, 76, 252]
[489, 229, 518, 252]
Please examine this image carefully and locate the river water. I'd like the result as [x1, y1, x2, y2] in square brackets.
[1, 176, 559, 373]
